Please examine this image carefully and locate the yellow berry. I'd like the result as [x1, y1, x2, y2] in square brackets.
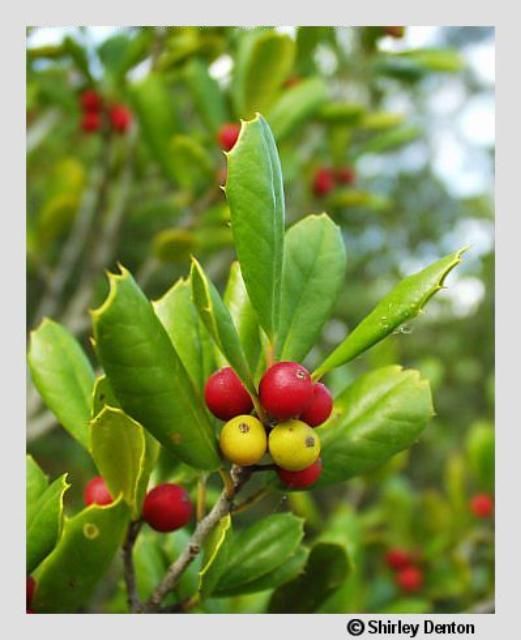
[268, 419, 321, 471]
[219, 415, 267, 466]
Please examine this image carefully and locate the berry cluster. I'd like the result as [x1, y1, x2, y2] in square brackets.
[205, 362, 334, 489]
[312, 166, 356, 198]
[469, 493, 494, 519]
[79, 89, 132, 135]
[385, 547, 424, 593]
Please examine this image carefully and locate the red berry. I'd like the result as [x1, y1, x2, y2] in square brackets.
[142, 484, 193, 532]
[204, 367, 253, 420]
[84, 476, 113, 506]
[312, 168, 336, 197]
[108, 104, 132, 134]
[259, 362, 313, 421]
[385, 548, 414, 571]
[81, 111, 101, 133]
[27, 576, 36, 608]
[300, 383, 333, 427]
[277, 458, 322, 488]
[470, 493, 494, 518]
[217, 123, 241, 151]
[80, 89, 103, 112]
[336, 166, 356, 185]
[384, 26, 405, 38]
[395, 566, 423, 593]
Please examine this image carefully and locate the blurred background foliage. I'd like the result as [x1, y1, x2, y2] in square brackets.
[26, 26, 494, 613]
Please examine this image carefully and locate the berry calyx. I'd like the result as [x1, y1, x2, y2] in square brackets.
[142, 484, 193, 532]
[312, 167, 336, 198]
[300, 382, 333, 427]
[27, 576, 36, 609]
[269, 419, 321, 471]
[80, 89, 103, 112]
[470, 493, 494, 518]
[81, 111, 101, 133]
[204, 367, 253, 421]
[395, 566, 423, 593]
[217, 123, 241, 151]
[219, 415, 267, 466]
[259, 362, 313, 421]
[108, 104, 132, 134]
[277, 458, 322, 489]
[84, 476, 113, 506]
[336, 166, 356, 185]
[385, 548, 414, 571]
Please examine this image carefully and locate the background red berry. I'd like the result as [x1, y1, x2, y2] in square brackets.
[204, 367, 253, 420]
[300, 382, 333, 427]
[259, 361, 313, 420]
[277, 458, 322, 488]
[142, 484, 193, 532]
[81, 111, 101, 133]
[385, 548, 414, 571]
[84, 476, 113, 506]
[27, 576, 36, 609]
[336, 166, 356, 185]
[109, 104, 132, 133]
[395, 566, 423, 592]
[470, 493, 494, 518]
[312, 167, 336, 197]
[217, 123, 241, 151]
[80, 89, 102, 112]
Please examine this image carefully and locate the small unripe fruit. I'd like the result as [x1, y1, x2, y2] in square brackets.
[219, 415, 267, 466]
[217, 123, 240, 151]
[470, 493, 494, 518]
[385, 548, 414, 571]
[269, 419, 321, 471]
[84, 476, 113, 506]
[81, 111, 101, 133]
[395, 566, 423, 593]
[384, 26, 405, 38]
[204, 367, 253, 420]
[300, 382, 333, 427]
[27, 576, 36, 609]
[143, 484, 193, 532]
[108, 104, 132, 134]
[80, 89, 103, 112]
[336, 166, 356, 185]
[277, 458, 322, 488]
[259, 361, 313, 420]
[312, 167, 335, 197]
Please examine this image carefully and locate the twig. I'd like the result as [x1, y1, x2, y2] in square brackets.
[122, 519, 143, 613]
[158, 593, 200, 613]
[143, 465, 250, 612]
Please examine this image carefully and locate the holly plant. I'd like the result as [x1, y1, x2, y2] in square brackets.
[27, 114, 465, 614]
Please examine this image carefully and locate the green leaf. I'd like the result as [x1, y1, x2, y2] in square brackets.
[233, 30, 295, 118]
[214, 513, 304, 594]
[267, 77, 328, 141]
[398, 48, 464, 72]
[223, 262, 261, 372]
[170, 134, 214, 190]
[277, 214, 346, 362]
[26, 455, 49, 516]
[313, 249, 466, 379]
[153, 277, 215, 393]
[466, 421, 495, 491]
[191, 258, 255, 394]
[90, 407, 146, 518]
[355, 126, 421, 155]
[33, 498, 130, 613]
[133, 531, 168, 601]
[91, 266, 220, 471]
[198, 514, 232, 598]
[27, 474, 70, 573]
[225, 114, 285, 341]
[184, 58, 229, 133]
[91, 374, 120, 417]
[268, 542, 349, 612]
[316, 366, 434, 486]
[317, 102, 365, 125]
[28, 318, 95, 449]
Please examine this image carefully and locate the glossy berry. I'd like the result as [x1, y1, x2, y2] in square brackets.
[81, 111, 101, 133]
[470, 493, 494, 518]
[336, 166, 356, 185]
[312, 167, 336, 197]
[27, 576, 36, 609]
[108, 104, 132, 134]
[269, 419, 321, 471]
[395, 566, 423, 593]
[80, 89, 103, 112]
[205, 367, 253, 420]
[384, 26, 405, 38]
[84, 476, 113, 506]
[217, 123, 241, 151]
[277, 458, 322, 489]
[259, 362, 313, 421]
[385, 548, 414, 571]
[219, 415, 267, 466]
[142, 484, 193, 532]
[300, 383, 333, 427]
